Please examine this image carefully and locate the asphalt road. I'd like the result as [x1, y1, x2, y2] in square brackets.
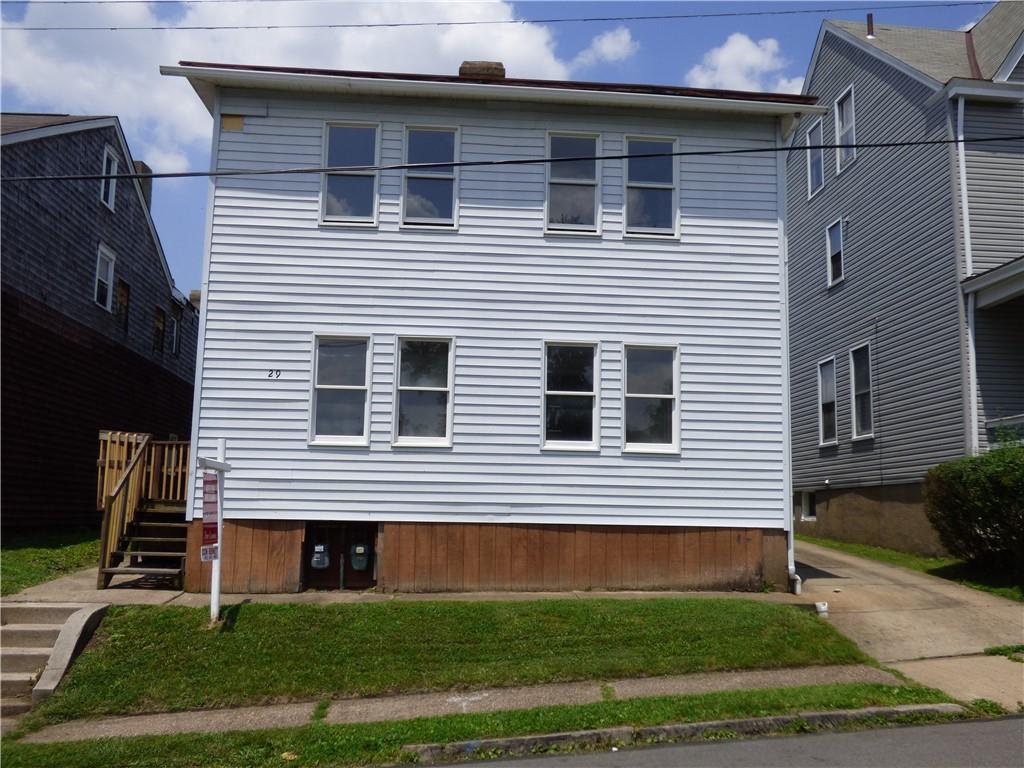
[471, 717, 1024, 768]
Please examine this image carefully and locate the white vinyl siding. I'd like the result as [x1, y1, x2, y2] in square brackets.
[321, 123, 379, 225]
[100, 145, 118, 211]
[850, 342, 874, 439]
[826, 219, 844, 285]
[188, 92, 787, 529]
[310, 336, 372, 445]
[806, 120, 824, 197]
[817, 357, 837, 446]
[834, 85, 856, 173]
[94, 244, 115, 311]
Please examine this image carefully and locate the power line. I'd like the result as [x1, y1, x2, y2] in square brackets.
[4, 135, 1021, 183]
[0, 1, 991, 32]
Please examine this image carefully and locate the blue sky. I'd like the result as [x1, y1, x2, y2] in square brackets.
[2, 1, 989, 290]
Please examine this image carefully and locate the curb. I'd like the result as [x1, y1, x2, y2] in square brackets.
[404, 702, 966, 764]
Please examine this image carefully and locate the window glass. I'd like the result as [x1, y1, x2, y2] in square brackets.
[827, 221, 844, 283]
[624, 347, 675, 447]
[396, 339, 451, 441]
[323, 125, 377, 222]
[406, 177, 454, 220]
[314, 338, 369, 439]
[549, 136, 596, 180]
[836, 90, 856, 169]
[548, 135, 598, 231]
[626, 187, 673, 231]
[325, 175, 375, 219]
[808, 122, 824, 194]
[819, 359, 837, 443]
[100, 148, 117, 209]
[852, 345, 873, 437]
[545, 344, 596, 444]
[549, 184, 596, 227]
[626, 139, 674, 233]
[407, 129, 455, 171]
[327, 126, 376, 167]
[95, 249, 114, 310]
[627, 140, 673, 184]
[404, 129, 456, 224]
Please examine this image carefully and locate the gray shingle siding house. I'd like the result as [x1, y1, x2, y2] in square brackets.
[786, 2, 1023, 554]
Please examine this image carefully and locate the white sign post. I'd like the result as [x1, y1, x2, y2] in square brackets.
[198, 438, 232, 624]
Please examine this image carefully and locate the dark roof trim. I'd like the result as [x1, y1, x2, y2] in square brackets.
[176, 60, 819, 106]
[965, 31, 983, 80]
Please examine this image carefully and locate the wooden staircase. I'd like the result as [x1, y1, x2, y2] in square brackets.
[96, 432, 190, 589]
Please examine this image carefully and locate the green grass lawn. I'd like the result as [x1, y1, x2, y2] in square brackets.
[27, 599, 866, 726]
[1, 529, 100, 596]
[3, 682, 955, 768]
[797, 534, 1023, 602]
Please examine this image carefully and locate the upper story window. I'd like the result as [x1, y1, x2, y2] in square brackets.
[312, 337, 371, 444]
[625, 138, 676, 235]
[94, 244, 115, 311]
[404, 128, 457, 226]
[624, 346, 678, 452]
[817, 357, 837, 446]
[543, 342, 598, 449]
[547, 134, 598, 233]
[827, 219, 844, 286]
[395, 338, 453, 446]
[850, 343, 874, 439]
[806, 120, 824, 197]
[115, 279, 130, 332]
[152, 307, 166, 354]
[100, 146, 118, 211]
[834, 86, 856, 173]
[322, 123, 378, 225]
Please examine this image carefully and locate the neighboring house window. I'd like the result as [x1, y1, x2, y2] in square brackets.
[547, 134, 598, 232]
[625, 137, 676, 235]
[818, 357, 837, 445]
[835, 86, 856, 172]
[322, 123, 378, 224]
[94, 245, 115, 311]
[798, 491, 817, 521]
[115, 279, 130, 332]
[170, 305, 182, 355]
[404, 128, 456, 226]
[623, 345, 678, 452]
[153, 307, 166, 354]
[312, 337, 371, 444]
[394, 338, 453, 445]
[100, 145, 118, 211]
[806, 120, 824, 196]
[850, 343, 874, 439]
[543, 343, 597, 448]
[827, 219, 844, 285]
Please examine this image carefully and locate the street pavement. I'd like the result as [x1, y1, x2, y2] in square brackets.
[471, 716, 1024, 767]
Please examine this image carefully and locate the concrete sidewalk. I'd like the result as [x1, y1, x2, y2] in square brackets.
[20, 664, 899, 744]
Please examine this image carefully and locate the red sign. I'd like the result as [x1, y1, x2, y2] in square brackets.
[202, 472, 218, 547]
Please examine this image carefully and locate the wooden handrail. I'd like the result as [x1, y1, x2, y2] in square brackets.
[98, 434, 152, 587]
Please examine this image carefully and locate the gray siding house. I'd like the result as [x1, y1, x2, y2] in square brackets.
[786, 2, 1023, 554]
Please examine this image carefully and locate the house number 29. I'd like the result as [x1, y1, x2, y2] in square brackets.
[267, 369, 281, 378]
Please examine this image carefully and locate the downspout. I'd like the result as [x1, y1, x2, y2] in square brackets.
[776, 119, 801, 595]
[956, 96, 980, 454]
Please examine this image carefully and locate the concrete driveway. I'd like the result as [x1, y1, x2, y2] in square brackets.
[796, 540, 1024, 709]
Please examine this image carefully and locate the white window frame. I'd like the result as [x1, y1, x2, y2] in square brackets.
[817, 355, 838, 447]
[541, 340, 600, 452]
[320, 121, 380, 227]
[401, 125, 458, 229]
[100, 145, 118, 212]
[169, 308, 180, 356]
[849, 342, 875, 441]
[834, 84, 857, 174]
[623, 135, 678, 238]
[806, 119, 824, 199]
[799, 491, 817, 522]
[308, 335, 373, 447]
[826, 218, 844, 287]
[392, 335, 455, 448]
[545, 132, 601, 236]
[94, 244, 115, 312]
[621, 343, 680, 454]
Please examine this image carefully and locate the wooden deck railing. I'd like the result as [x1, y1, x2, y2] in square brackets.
[96, 431, 191, 587]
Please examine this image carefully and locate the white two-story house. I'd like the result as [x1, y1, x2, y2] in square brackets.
[164, 60, 822, 593]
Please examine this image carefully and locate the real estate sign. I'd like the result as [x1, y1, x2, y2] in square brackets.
[201, 471, 219, 561]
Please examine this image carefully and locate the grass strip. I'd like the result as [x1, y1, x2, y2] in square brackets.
[3, 682, 953, 768]
[984, 644, 1024, 662]
[1, 529, 100, 596]
[797, 534, 1023, 602]
[27, 599, 866, 724]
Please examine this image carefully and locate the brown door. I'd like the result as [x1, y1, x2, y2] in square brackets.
[342, 523, 376, 590]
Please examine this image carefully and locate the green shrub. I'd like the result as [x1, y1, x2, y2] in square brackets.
[924, 445, 1024, 573]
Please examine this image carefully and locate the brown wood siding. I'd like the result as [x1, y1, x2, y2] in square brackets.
[185, 519, 304, 593]
[377, 523, 786, 592]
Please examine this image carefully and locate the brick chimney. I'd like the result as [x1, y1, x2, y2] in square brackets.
[458, 61, 506, 80]
[133, 160, 153, 209]
[866, 13, 875, 39]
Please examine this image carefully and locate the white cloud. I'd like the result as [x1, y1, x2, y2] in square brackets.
[1, 2, 581, 172]
[685, 32, 803, 93]
[570, 27, 639, 72]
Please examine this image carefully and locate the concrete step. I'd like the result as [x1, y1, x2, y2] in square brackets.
[1, 648, 49, 674]
[0, 604, 78, 625]
[0, 625, 60, 649]
[1, 672, 37, 698]
[0, 698, 31, 717]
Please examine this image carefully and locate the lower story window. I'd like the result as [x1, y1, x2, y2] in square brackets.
[624, 345, 678, 451]
[94, 245, 115, 311]
[543, 343, 597, 448]
[313, 337, 370, 443]
[395, 338, 453, 445]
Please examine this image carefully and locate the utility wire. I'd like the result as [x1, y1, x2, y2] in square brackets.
[0, 1, 991, 32]
[4, 135, 1021, 183]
